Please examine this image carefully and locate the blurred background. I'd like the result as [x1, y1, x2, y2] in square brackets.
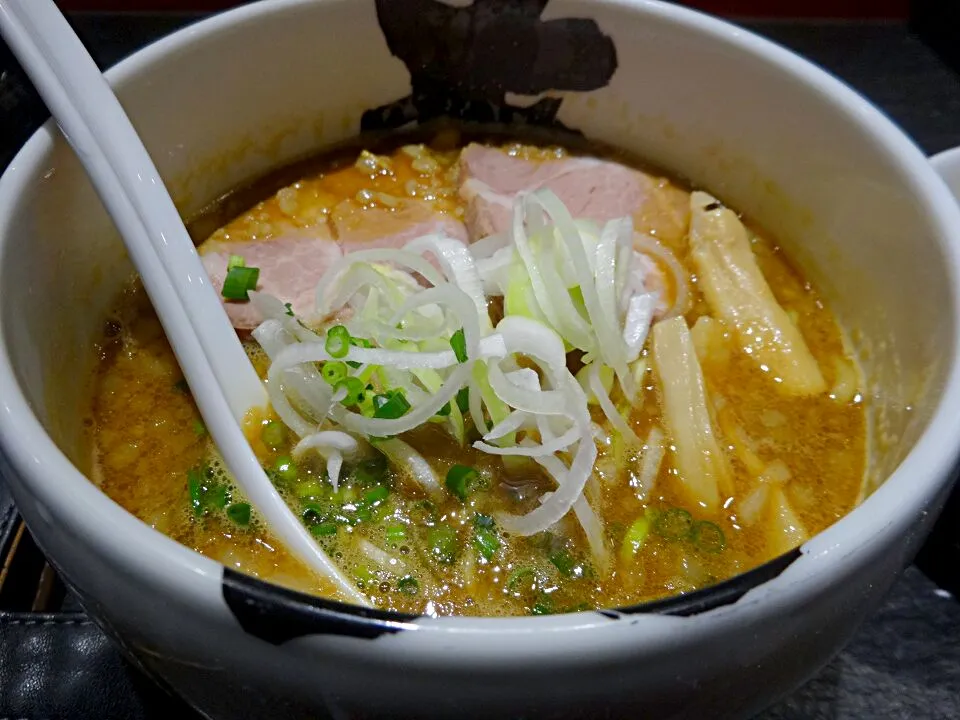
[53, 0, 911, 17]
[47, 1, 960, 75]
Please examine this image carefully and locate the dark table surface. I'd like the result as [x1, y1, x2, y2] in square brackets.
[1, 12, 960, 720]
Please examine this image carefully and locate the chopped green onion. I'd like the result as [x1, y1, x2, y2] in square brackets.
[301, 502, 330, 524]
[436, 402, 452, 417]
[227, 254, 245, 271]
[397, 576, 419, 595]
[321, 361, 348, 385]
[283, 302, 294, 316]
[531, 595, 553, 615]
[221, 266, 259, 301]
[363, 485, 390, 507]
[620, 516, 652, 564]
[411, 499, 438, 526]
[311, 522, 338, 537]
[473, 515, 500, 561]
[506, 567, 536, 593]
[260, 420, 287, 449]
[346, 360, 362, 369]
[445, 464, 478, 501]
[354, 565, 375, 584]
[187, 469, 203, 517]
[337, 376, 366, 406]
[226, 502, 251, 526]
[691, 520, 726, 554]
[350, 336, 374, 348]
[427, 525, 460, 564]
[386, 524, 407, 544]
[548, 549, 576, 577]
[295, 480, 325, 500]
[373, 390, 410, 419]
[272, 456, 298, 483]
[354, 506, 373, 523]
[187, 466, 229, 517]
[474, 513, 495, 529]
[456, 387, 470, 414]
[192, 419, 207, 437]
[325, 325, 351, 359]
[334, 485, 358, 505]
[450, 328, 467, 363]
[654, 507, 694, 540]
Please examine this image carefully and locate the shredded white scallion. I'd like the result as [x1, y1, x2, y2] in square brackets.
[250, 189, 671, 547]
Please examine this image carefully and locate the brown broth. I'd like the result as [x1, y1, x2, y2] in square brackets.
[91, 134, 866, 616]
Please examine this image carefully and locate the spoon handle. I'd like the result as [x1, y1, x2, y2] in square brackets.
[0, 0, 369, 605]
[0, 0, 264, 419]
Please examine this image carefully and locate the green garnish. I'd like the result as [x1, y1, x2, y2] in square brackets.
[531, 595, 553, 615]
[174, 378, 189, 394]
[221, 265, 259, 301]
[386, 524, 407, 543]
[354, 565, 375, 584]
[227, 254, 245, 271]
[620, 515, 652, 564]
[354, 506, 373, 523]
[337, 376, 366, 406]
[691, 520, 726, 554]
[349, 336, 374, 348]
[295, 480, 324, 500]
[301, 501, 330, 524]
[272, 456, 298, 483]
[548, 548, 576, 577]
[363, 485, 390, 507]
[445, 464, 478, 502]
[506, 567, 536, 593]
[473, 514, 500, 560]
[192, 419, 207, 437]
[654, 507, 694, 540]
[283, 302, 294, 316]
[325, 325, 351, 359]
[311, 522, 338, 537]
[321, 361, 347, 385]
[450, 328, 467, 363]
[187, 466, 229, 517]
[436, 402, 452, 417]
[260, 420, 287, 450]
[226, 502, 251, 526]
[427, 525, 460, 564]
[373, 389, 411, 419]
[456, 387, 470, 414]
[397, 576, 419, 595]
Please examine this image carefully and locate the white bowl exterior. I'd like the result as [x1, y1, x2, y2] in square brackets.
[2, 1, 960, 718]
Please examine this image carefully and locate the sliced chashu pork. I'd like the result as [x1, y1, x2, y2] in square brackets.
[200, 199, 467, 331]
[458, 143, 689, 246]
[201, 230, 343, 331]
[333, 198, 468, 252]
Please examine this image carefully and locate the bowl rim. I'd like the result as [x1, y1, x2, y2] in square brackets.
[2, 0, 960, 637]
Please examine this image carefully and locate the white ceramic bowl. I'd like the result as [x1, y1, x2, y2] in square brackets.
[2, 1, 960, 718]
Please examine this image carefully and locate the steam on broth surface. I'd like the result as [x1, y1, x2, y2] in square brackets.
[92, 130, 866, 616]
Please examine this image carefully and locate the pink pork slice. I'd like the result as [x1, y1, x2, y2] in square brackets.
[459, 143, 665, 239]
[333, 199, 468, 253]
[202, 202, 468, 331]
[201, 230, 343, 331]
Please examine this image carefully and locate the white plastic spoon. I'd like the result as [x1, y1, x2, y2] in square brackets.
[0, 0, 368, 605]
